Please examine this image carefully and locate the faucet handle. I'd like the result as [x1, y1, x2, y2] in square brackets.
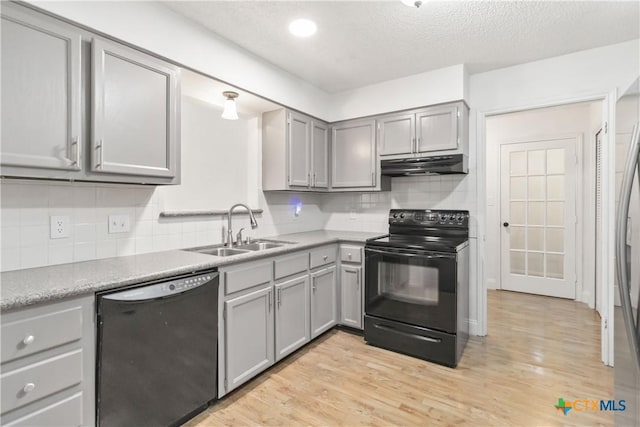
[236, 228, 245, 245]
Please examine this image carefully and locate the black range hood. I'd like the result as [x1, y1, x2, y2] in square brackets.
[381, 154, 468, 176]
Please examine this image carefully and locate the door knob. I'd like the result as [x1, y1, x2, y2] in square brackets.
[503, 222, 509, 227]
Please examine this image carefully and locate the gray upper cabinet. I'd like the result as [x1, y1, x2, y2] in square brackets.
[91, 38, 180, 179]
[224, 284, 274, 392]
[262, 109, 329, 191]
[1, 7, 82, 172]
[378, 113, 415, 157]
[416, 104, 459, 153]
[311, 121, 329, 188]
[275, 274, 311, 361]
[331, 119, 377, 188]
[310, 265, 337, 338]
[287, 112, 311, 187]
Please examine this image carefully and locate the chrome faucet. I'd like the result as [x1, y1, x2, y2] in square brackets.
[227, 203, 258, 247]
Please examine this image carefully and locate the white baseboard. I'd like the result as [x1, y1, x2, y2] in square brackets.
[487, 278, 498, 290]
[469, 319, 484, 337]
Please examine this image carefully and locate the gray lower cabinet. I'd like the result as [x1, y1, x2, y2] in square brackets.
[340, 265, 363, 329]
[310, 265, 337, 338]
[274, 274, 310, 361]
[224, 283, 274, 392]
[0, 296, 94, 427]
[1, 5, 82, 173]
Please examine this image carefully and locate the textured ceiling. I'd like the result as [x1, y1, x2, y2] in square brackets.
[164, 1, 640, 93]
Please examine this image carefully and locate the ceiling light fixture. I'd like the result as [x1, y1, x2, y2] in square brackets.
[288, 18, 317, 37]
[221, 91, 239, 120]
[401, 0, 423, 8]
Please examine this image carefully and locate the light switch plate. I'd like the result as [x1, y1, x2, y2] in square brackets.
[50, 216, 70, 239]
[108, 214, 131, 234]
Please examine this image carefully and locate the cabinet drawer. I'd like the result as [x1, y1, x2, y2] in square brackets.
[224, 261, 273, 295]
[4, 392, 82, 427]
[1, 350, 83, 414]
[310, 245, 337, 269]
[274, 252, 309, 280]
[1, 307, 82, 364]
[340, 245, 363, 263]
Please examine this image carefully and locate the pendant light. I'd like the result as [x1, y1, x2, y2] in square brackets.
[221, 91, 239, 120]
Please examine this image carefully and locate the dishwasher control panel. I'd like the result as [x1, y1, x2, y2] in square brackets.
[101, 271, 218, 302]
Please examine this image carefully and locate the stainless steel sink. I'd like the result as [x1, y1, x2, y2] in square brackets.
[236, 242, 284, 251]
[188, 246, 250, 257]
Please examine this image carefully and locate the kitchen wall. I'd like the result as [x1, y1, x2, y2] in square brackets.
[0, 96, 326, 272]
[485, 101, 603, 307]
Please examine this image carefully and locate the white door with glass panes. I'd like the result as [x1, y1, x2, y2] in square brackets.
[500, 138, 577, 299]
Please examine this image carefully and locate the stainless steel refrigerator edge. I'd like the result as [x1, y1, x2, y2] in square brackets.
[615, 77, 640, 426]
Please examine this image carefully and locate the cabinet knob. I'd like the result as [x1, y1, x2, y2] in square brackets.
[22, 335, 35, 346]
[22, 383, 35, 394]
[348, 253, 352, 259]
[323, 255, 328, 261]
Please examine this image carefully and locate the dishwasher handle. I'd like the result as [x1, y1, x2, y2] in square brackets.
[102, 272, 219, 302]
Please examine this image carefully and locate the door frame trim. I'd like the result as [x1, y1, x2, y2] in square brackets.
[476, 90, 617, 367]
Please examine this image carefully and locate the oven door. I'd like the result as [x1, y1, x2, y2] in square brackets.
[365, 246, 457, 333]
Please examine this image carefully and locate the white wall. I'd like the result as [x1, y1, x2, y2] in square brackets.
[485, 102, 602, 307]
[27, 1, 331, 119]
[0, 96, 327, 272]
[326, 64, 467, 122]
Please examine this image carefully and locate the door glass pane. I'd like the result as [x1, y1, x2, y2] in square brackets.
[510, 251, 525, 275]
[547, 175, 565, 200]
[547, 149, 565, 174]
[528, 252, 544, 277]
[546, 228, 564, 253]
[378, 261, 438, 304]
[528, 176, 545, 199]
[510, 226, 525, 250]
[546, 254, 564, 279]
[510, 177, 526, 199]
[527, 227, 544, 251]
[528, 202, 545, 225]
[528, 150, 545, 175]
[510, 151, 526, 176]
[547, 202, 565, 226]
[511, 202, 526, 224]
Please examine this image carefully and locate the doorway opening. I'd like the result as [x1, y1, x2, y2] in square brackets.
[485, 100, 606, 352]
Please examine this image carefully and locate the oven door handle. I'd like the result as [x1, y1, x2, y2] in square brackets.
[373, 323, 442, 343]
[365, 247, 455, 259]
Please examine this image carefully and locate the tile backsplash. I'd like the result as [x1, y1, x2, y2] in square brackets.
[0, 174, 476, 272]
[0, 179, 326, 272]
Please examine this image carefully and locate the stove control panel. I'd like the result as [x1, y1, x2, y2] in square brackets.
[389, 209, 469, 227]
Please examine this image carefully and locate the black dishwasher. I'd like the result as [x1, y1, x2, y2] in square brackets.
[96, 270, 218, 427]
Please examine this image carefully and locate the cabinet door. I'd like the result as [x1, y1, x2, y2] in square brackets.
[225, 285, 274, 392]
[416, 105, 459, 153]
[331, 120, 376, 188]
[275, 275, 310, 361]
[310, 121, 329, 188]
[92, 38, 179, 178]
[378, 113, 415, 156]
[340, 265, 363, 329]
[287, 111, 311, 187]
[310, 265, 337, 338]
[1, 9, 81, 171]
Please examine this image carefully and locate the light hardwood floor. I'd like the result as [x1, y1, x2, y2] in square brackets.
[186, 290, 613, 426]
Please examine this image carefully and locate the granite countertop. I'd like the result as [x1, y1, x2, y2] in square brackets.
[0, 230, 384, 312]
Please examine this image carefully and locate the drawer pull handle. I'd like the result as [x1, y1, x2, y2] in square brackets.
[22, 383, 35, 394]
[22, 335, 35, 345]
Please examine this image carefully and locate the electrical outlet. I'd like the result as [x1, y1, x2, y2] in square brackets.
[50, 216, 70, 239]
[108, 214, 131, 234]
